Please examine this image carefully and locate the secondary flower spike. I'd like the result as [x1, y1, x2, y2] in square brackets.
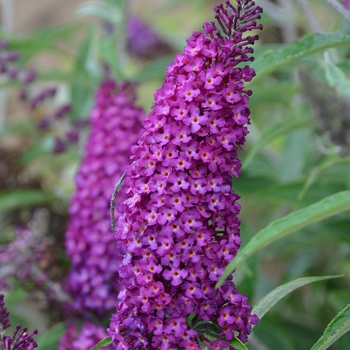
[109, 1, 262, 349]
[0, 294, 38, 350]
[59, 322, 113, 350]
[65, 80, 143, 314]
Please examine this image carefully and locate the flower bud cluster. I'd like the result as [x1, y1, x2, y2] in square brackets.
[0, 294, 38, 350]
[0, 40, 78, 153]
[108, 1, 262, 349]
[65, 80, 143, 314]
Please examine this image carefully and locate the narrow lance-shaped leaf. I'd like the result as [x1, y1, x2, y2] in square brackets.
[216, 191, 350, 288]
[0, 189, 56, 213]
[243, 118, 315, 170]
[89, 337, 113, 350]
[324, 52, 350, 99]
[253, 275, 343, 321]
[298, 156, 350, 200]
[310, 303, 350, 350]
[252, 33, 350, 77]
[36, 323, 65, 349]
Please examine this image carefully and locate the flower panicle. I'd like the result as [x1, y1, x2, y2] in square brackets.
[108, 0, 262, 349]
[65, 80, 143, 315]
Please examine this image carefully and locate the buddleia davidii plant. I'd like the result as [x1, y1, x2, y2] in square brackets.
[107, 1, 262, 349]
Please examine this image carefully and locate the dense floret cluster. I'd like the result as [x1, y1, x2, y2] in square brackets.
[65, 80, 143, 314]
[0, 294, 38, 350]
[108, 1, 262, 349]
[59, 322, 113, 350]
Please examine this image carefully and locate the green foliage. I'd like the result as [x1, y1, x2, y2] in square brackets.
[36, 323, 65, 350]
[90, 337, 113, 350]
[252, 33, 350, 77]
[324, 52, 350, 98]
[243, 117, 316, 170]
[0, 189, 56, 212]
[1, 1, 350, 350]
[311, 304, 350, 350]
[253, 275, 343, 321]
[217, 191, 350, 287]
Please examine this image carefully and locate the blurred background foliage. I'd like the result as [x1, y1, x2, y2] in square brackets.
[0, 0, 350, 349]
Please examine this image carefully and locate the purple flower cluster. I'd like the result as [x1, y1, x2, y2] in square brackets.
[0, 228, 46, 287]
[0, 223, 70, 307]
[0, 39, 78, 153]
[127, 17, 173, 60]
[0, 294, 38, 350]
[65, 80, 143, 314]
[108, 1, 262, 349]
[0, 40, 35, 84]
[59, 322, 113, 350]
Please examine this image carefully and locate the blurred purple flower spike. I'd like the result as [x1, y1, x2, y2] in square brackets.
[127, 16, 174, 60]
[59, 322, 113, 350]
[64, 80, 143, 315]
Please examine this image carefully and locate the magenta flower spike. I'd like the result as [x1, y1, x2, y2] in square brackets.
[65, 80, 143, 314]
[109, 1, 262, 349]
[59, 322, 113, 350]
[0, 294, 38, 350]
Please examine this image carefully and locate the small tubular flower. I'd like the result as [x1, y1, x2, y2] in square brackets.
[109, 1, 262, 349]
[65, 80, 143, 314]
[0, 294, 38, 350]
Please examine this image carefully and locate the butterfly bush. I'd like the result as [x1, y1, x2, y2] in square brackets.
[0, 294, 38, 350]
[65, 80, 143, 314]
[108, 1, 262, 349]
[59, 322, 113, 350]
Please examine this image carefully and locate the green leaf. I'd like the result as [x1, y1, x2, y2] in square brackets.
[28, 23, 86, 43]
[0, 189, 56, 212]
[310, 303, 350, 350]
[90, 337, 113, 350]
[99, 34, 125, 81]
[131, 55, 174, 82]
[324, 52, 350, 99]
[243, 118, 315, 170]
[76, 2, 122, 23]
[298, 156, 350, 200]
[194, 322, 248, 350]
[252, 33, 350, 77]
[36, 70, 96, 88]
[253, 275, 343, 321]
[70, 28, 97, 119]
[36, 323, 65, 349]
[216, 191, 350, 288]
[20, 137, 53, 165]
[228, 338, 248, 350]
[5, 37, 72, 64]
